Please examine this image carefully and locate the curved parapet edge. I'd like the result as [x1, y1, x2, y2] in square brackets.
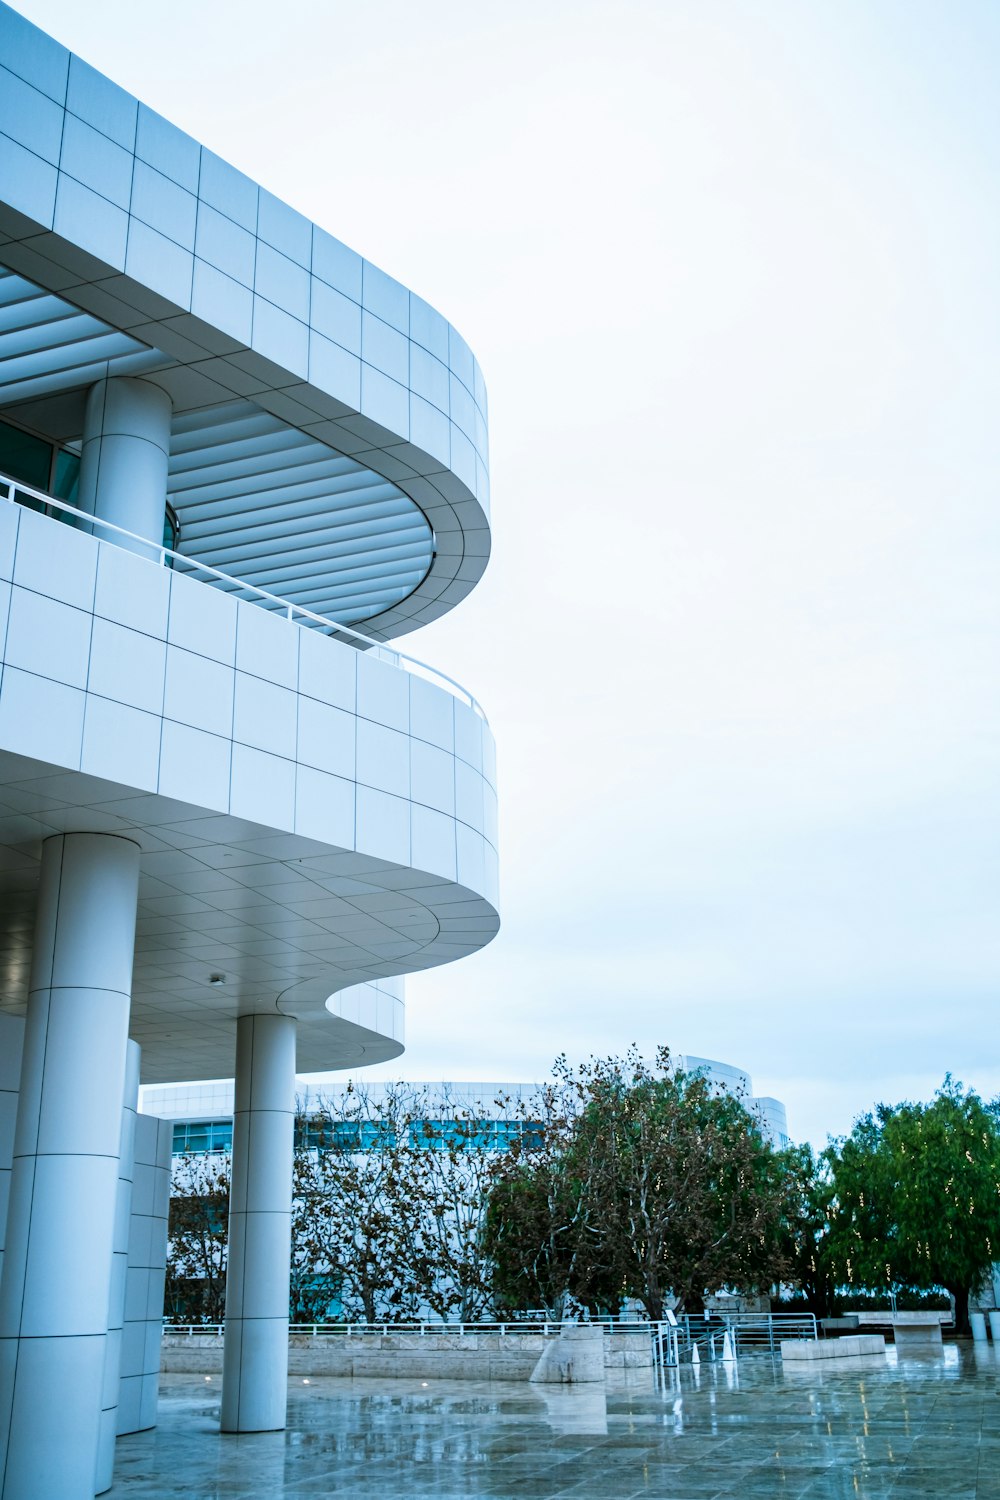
[0, 2, 490, 640]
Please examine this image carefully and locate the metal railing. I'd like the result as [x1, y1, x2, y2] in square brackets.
[162, 1312, 817, 1368]
[0, 473, 486, 721]
[163, 1318, 657, 1338]
[675, 1311, 817, 1357]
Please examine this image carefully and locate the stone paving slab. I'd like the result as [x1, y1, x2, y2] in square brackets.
[108, 1344, 1000, 1498]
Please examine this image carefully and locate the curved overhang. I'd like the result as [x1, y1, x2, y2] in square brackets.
[0, 3, 491, 640]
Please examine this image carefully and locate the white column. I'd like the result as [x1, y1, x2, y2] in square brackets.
[221, 1013, 295, 1434]
[78, 376, 172, 557]
[118, 1113, 172, 1438]
[0, 833, 141, 1500]
[95, 1041, 140, 1495]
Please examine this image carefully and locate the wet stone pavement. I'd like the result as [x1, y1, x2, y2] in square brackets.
[108, 1344, 1000, 1499]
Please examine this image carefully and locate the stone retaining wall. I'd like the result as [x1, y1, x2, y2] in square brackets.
[161, 1331, 653, 1382]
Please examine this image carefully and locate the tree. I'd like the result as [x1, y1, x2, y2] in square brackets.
[485, 1048, 795, 1320]
[294, 1083, 528, 1322]
[165, 1151, 230, 1323]
[405, 1094, 524, 1321]
[483, 1081, 595, 1317]
[294, 1084, 426, 1323]
[779, 1144, 841, 1318]
[826, 1078, 1000, 1333]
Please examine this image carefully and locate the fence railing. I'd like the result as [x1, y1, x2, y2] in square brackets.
[676, 1311, 818, 1356]
[163, 1319, 657, 1339]
[162, 1311, 818, 1367]
[0, 472, 486, 721]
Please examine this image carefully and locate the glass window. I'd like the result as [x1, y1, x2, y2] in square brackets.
[172, 1119, 232, 1154]
[52, 449, 79, 505]
[0, 418, 51, 490]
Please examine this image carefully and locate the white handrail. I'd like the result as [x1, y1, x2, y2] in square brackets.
[0, 473, 487, 722]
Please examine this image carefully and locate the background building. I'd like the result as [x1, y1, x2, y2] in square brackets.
[142, 1057, 791, 1155]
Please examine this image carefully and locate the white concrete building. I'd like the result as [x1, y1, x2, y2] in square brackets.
[0, 5, 499, 1496]
[142, 1061, 790, 1153]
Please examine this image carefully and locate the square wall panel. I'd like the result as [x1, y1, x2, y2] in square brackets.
[0, 134, 57, 232]
[198, 150, 258, 233]
[232, 673, 296, 760]
[125, 220, 193, 310]
[13, 507, 97, 612]
[158, 720, 231, 812]
[191, 260, 252, 345]
[60, 114, 133, 209]
[0, 65, 64, 164]
[162, 645, 234, 738]
[88, 617, 165, 714]
[409, 676, 454, 753]
[356, 785, 409, 867]
[252, 297, 308, 380]
[167, 573, 237, 665]
[298, 629, 356, 712]
[135, 105, 200, 193]
[229, 744, 295, 830]
[130, 161, 197, 250]
[296, 696, 355, 780]
[455, 758, 485, 833]
[456, 822, 486, 895]
[0, 7, 69, 103]
[257, 189, 311, 267]
[411, 804, 456, 883]
[308, 334, 361, 409]
[5, 586, 92, 690]
[53, 175, 128, 271]
[195, 201, 256, 287]
[94, 542, 170, 638]
[66, 55, 137, 148]
[312, 227, 362, 302]
[356, 653, 408, 732]
[362, 262, 408, 333]
[0, 667, 84, 769]
[454, 702, 484, 772]
[311, 279, 361, 356]
[81, 695, 160, 793]
[0, 503, 19, 584]
[410, 739, 454, 816]
[234, 601, 298, 689]
[356, 719, 408, 799]
[294, 766, 354, 851]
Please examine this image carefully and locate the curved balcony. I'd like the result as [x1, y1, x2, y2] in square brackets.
[0, 0, 491, 642]
[0, 479, 499, 1083]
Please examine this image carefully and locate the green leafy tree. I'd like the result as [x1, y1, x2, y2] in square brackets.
[827, 1079, 1000, 1333]
[485, 1048, 795, 1320]
[779, 1143, 840, 1318]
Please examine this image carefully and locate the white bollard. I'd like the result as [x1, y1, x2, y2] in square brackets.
[970, 1312, 988, 1343]
[988, 1311, 1000, 1344]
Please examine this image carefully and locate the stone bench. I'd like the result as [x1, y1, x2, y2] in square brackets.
[891, 1319, 943, 1348]
[781, 1335, 886, 1362]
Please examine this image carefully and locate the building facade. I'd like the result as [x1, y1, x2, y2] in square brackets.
[0, 6, 499, 1497]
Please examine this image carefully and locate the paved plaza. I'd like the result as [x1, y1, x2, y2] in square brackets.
[107, 1345, 1000, 1498]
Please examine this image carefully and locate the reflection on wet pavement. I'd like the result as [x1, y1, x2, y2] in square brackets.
[108, 1343, 1000, 1498]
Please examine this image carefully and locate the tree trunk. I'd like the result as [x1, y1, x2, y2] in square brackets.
[950, 1285, 970, 1336]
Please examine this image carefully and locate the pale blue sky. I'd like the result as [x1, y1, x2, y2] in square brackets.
[13, 0, 1000, 1146]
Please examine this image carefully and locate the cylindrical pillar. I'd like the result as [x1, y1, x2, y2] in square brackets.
[0, 833, 141, 1500]
[95, 1040, 140, 1495]
[221, 1013, 296, 1434]
[78, 376, 172, 557]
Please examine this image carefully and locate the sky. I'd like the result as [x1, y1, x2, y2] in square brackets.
[13, 0, 1000, 1148]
